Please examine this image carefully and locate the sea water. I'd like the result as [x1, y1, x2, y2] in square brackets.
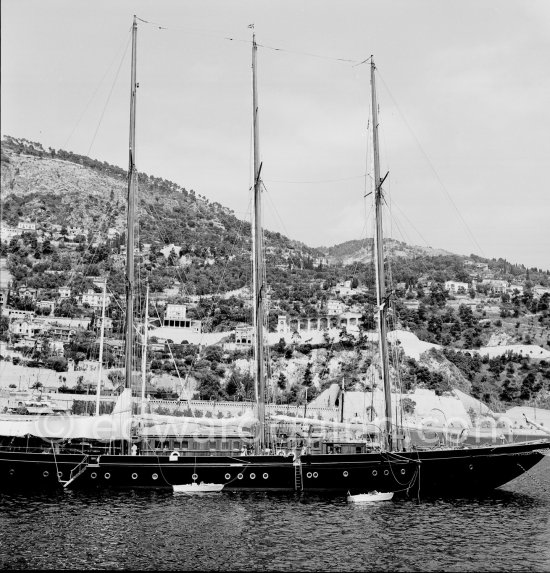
[1, 458, 549, 571]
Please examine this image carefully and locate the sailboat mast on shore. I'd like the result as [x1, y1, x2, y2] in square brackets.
[252, 32, 267, 453]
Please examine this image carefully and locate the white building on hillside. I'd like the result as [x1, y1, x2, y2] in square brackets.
[58, 287, 72, 299]
[480, 279, 508, 293]
[0, 223, 20, 242]
[507, 284, 524, 295]
[444, 280, 469, 294]
[17, 221, 36, 232]
[81, 289, 111, 309]
[331, 280, 355, 297]
[327, 299, 346, 316]
[163, 304, 202, 332]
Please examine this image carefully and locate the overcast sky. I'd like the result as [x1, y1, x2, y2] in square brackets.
[2, 0, 549, 270]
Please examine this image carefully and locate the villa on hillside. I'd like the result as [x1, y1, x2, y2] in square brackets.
[2, 308, 35, 320]
[276, 311, 363, 335]
[162, 304, 202, 332]
[478, 279, 508, 294]
[80, 289, 112, 309]
[507, 284, 524, 295]
[36, 300, 55, 315]
[9, 319, 42, 338]
[331, 280, 358, 297]
[58, 287, 72, 299]
[327, 299, 346, 316]
[0, 223, 20, 242]
[444, 280, 469, 294]
[223, 326, 254, 351]
[17, 221, 36, 232]
[18, 286, 39, 301]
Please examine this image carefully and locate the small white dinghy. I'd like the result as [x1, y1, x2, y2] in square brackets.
[173, 482, 224, 494]
[347, 490, 394, 503]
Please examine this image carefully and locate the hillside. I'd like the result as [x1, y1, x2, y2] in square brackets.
[1, 135, 550, 412]
[319, 238, 453, 266]
[0, 136, 319, 259]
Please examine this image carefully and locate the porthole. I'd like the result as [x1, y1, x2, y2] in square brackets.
[152, 473, 158, 480]
[343, 471, 349, 477]
[372, 470, 378, 476]
[237, 473, 244, 480]
[250, 473, 256, 480]
[313, 472, 318, 478]
[9, 469, 15, 476]
[306, 472, 312, 478]
[91, 472, 97, 479]
[384, 470, 389, 476]
[131, 473, 138, 480]
[192, 473, 198, 480]
[263, 473, 269, 479]
[57, 471, 63, 478]
[225, 473, 231, 480]
[104, 473, 111, 480]
[43, 471, 49, 478]
[400, 469, 406, 475]
[469, 464, 474, 471]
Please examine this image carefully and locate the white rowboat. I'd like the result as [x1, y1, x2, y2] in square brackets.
[347, 491, 394, 502]
[173, 482, 225, 493]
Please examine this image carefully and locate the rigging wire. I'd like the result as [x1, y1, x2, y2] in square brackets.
[135, 16, 368, 65]
[62, 30, 132, 151]
[376, 70, 486, 258]
[86, 38, 132, 158]
[264, 174, 367, 184]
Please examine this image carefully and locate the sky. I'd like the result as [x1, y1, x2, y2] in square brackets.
[2, 0, 549, 271]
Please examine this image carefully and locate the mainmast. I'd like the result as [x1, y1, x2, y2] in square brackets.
[124, 15, 138, 400]
[370, 58, 393, 450]
[252, 33, 266, 452]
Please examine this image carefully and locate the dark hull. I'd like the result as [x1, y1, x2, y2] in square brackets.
[1, 440, 549, 497]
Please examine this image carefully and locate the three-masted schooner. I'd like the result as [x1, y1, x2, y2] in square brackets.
[1, 17, 548, 495]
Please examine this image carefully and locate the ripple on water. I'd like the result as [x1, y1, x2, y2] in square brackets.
[1, 459, 549, 571]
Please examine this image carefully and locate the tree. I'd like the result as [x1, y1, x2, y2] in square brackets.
[302, 362, 313, 387]
[45, 356, 68, 372]
[500, 377, 521, 403]
[520, 372, 542, 401]
[196, 372, 224, 400]
[225, 372, 241, 398]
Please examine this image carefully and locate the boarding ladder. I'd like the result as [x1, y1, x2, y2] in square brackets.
[293, 457, 303, 491]
[60, 455, 91, 489]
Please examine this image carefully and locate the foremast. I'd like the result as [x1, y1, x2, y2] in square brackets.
[370, 58, 393, 450]
[124, 15, 138, 449]
[252, 33, 267, 452]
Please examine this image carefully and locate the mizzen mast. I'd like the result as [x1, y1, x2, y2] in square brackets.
[252, 32, 266, 452]
[370, 58, 393, 450]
